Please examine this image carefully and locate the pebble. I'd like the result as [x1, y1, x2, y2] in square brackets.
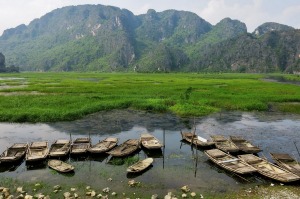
[91, 191, 96, 197]
[86, 186, 91, 190]
[200, 194, 204, 198]
[111, 192, 117, 196]
[164, 192, 172, 199]
[63, 192, 71, 198]
[35, 183, 41, 187]
[181, 185, 190, 193]
[17, 187, 24, 193]
[71, 188, 76, 192]
[53, 190, 59, 194]
[0, 187, 4, 192]
[151, 194, 158, 199]
[270, 183, 275, 186]
[103, 187, 110, 193]
[74, 193, 79, 198]
[24, 194, 33, 199]
[96, 194, 102, 198]
[190, 192, 196, 197]
[53, 185, 61, 190]
[16, 194, 24, 199]
[182, 193, 187, 198]
[107, 178, 112, 181]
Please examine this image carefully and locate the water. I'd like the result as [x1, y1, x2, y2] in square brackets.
[1, 110, 300, 195]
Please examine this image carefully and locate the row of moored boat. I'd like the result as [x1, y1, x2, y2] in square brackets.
[0, 133, 162, 173]
[181, 131, 300, 183]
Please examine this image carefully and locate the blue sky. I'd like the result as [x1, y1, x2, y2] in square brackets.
[0, 0, 299, 35]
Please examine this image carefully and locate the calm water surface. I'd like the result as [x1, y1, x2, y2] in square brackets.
[1, 110, 300, 196]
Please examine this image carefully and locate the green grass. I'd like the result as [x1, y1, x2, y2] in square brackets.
[0, 73, 300, 122]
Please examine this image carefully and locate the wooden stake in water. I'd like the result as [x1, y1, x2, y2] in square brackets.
[163, 129, 165, 169]
[294, 141, 300, 159]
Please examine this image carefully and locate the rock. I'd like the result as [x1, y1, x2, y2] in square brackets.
[16, 194, 24, 199]
[74, 193, 79, 198]
[151, 194, 158, 199]
[71, 188, 76, 192]
[270, 183, 275, 186]
[86, 192, 92, 196]
[128, 180, 139, 187]
[53, 190, 59, 194]
[0, 187, 4, 192]
[111, 192, 117, 196]
[37, 193, 45, 199]
[190, 192, 196, 197]
[63, 192, 71, 198]
[96, 194, 102, 198]
[86, 186, 91, 190]
[35, 183, 41, 187]
[102, 187, 110, 193]
[53, 185, 61, 190]
[200, 194, 204, 198]
[280, 183, 284, 186]
[91, 191, 96, 197]
[181, 185, 190, 193]
[101, 195, 108, 199]
[17, 187, 24, 193]
[164, 192, 172, 199]
[107, 178, 112, 181]
[182, 193, 187, 198]
[24, 194, 33, 199]
[44, 196, 50, 199]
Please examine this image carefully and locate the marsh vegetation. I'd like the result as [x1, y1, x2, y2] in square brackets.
[0, 73, 300, 122]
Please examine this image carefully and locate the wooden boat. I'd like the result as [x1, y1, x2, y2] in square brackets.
[107, 139, 140, 157]
[181, 131, 214, 147]
[88, 137, 118, 154]
[26, 141, 49, 162]
[70, 137, 91, 155]
[230, 136, 262, 154]
[204, 149, 257, 174]
[127, 158, 154, 173]
[210, 135, 239, 153]
[48, 159, 74, 173]
[270, 153, 300, 177]
[0, 143, 28, 163]
[238, 154, 300, 183]
[140, 133, 163, 150]
[49, 139, 71, 158]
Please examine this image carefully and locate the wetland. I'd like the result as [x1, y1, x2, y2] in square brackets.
[0, 73, 300, 198]
[1, 110, 300, 198]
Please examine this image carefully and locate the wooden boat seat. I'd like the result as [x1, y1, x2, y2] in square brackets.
[206, 149, 226, 158]
[271, 153, 294, 162]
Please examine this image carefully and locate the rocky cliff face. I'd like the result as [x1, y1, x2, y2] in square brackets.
[0, 4, 299, 73]
[253, 22, 295, 36]
[0, 53, 5, 71]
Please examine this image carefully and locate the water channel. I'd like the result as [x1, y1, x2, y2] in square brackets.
[0, 109, 300, 196]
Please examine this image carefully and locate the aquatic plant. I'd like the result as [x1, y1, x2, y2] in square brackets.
[0, 73, 300, 122]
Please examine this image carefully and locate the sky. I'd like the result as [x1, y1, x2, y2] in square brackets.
[0, 0, 300, 35]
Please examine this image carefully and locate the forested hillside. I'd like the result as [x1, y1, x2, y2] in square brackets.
[0, 4, 299, 73]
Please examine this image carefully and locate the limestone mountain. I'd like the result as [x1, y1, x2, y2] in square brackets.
[0, 4, 299, 73]
[0, 53, 5, 72]
[253, 22, 295, 36]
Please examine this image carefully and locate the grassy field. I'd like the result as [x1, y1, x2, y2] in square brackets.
[0, 73, 300, 122]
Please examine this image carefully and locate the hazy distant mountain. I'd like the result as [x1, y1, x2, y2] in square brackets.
[0, 4, 299, 73]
